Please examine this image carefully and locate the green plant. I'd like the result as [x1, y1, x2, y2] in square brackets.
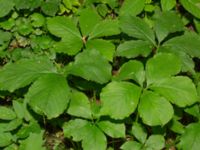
[0, 0, 200, 150]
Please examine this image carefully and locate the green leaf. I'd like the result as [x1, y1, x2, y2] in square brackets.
[120, 0, 145, 16]
[13, 100, 32, 121]
[161, 0, 176, 11]
[144, 135, 165, 150]
[0, 0, 14, 18]
[97, 120, 125, 138]
[180, 0, 200, 19]
[47, 16, 83, 55]
[63, 119, 107, 150]
[67, 90, 92, 119]
[14, 0, 42, 10]
[120, 15, 155, 45]
[0, 132, 12, 147]
[185, 104, 200, 119]
[116, 40, 152, 58]
[100, 81, 141, 119]
[179, 123, 200, 150]
[63, 119, 89, 141]
[16, 18, 33, 36]
[67, 49, 112, 84]
[155, 11, 184, 42]
[26, 73, 70, 119]
[0, 30, 11, 44]
[146, 53, 181, 85]
[19, 131, 45, 150]
[0, 106, 16, 120]
[113, 60, 145, 86]
[162, 32, 200, 58]
[86, 39, 115, 61]
[89, 19, 120, 39]
[132, 122, 147, 143]
[0, 57, 56, 92]
[138, 91, 174, 126]
[82, 123, 107, 150]
[16, 121, 41, 139]
[120, 141, 142, 150]
[30, 13, 45, 27]
[169, 118, 185, 134]
[3, 119, 22, 132]
[150, 76, 198, 107]
[79, 8, 102, 36]
[41, 0, 60, 16]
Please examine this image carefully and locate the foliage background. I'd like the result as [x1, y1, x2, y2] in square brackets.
[0, 0, 200, 150]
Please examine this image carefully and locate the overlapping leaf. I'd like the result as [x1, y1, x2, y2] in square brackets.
[26, 73, 70, 119]
[100, 81, 141, 119]
[47, 16, 83, 55]
[138, 91, 174, 126]
[67, 49, 112, 84]
[0, 57, 56, 92]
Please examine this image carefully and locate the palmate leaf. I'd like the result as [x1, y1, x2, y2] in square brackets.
[120, 15, 155, 45]
[150, 76, 199, 107]
[47, 16, 83, 55]
[100, 81, 141, 119]
[67, 49, 112, 84]
[138, 91, 174, 126]
[0, 57, 56, 92]
[26, 73, 70, 119]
